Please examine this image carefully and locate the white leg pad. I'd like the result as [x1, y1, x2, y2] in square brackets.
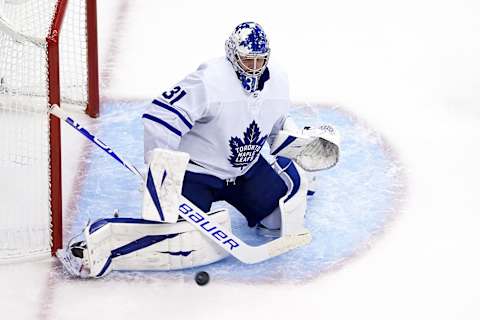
[142, 148, 190, 223]
[272, 158, 310, 236]
[83, 210, 230, 277]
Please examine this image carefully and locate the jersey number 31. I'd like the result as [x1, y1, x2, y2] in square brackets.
[162, 86, 187, 105]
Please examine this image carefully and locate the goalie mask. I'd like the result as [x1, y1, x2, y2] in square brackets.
[225, 22, 270, 93]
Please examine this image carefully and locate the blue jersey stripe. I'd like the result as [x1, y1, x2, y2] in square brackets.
[152, 99, 193, 129]
[142, 113, 182, 137]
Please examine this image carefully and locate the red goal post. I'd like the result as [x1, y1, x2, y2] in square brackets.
[0, 0, 99, 262]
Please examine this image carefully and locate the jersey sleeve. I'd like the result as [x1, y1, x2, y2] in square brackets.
[143, 67, 209, 163]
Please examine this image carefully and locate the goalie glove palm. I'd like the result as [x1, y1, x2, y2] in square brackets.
[270, 124, 340, 171]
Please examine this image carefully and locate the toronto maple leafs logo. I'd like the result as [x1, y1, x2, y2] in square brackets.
[228, 120, 267, 169]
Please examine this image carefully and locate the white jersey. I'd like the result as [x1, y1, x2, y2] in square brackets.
[143, 57, 291, 180]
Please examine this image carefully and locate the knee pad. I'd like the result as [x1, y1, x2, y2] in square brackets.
[265, 157, 309, 236]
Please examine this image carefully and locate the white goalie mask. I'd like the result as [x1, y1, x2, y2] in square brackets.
[225, 22, 270, 93]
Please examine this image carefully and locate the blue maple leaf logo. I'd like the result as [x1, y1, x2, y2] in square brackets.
[228, 120, 267, 169]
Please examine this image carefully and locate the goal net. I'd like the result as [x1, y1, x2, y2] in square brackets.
[0, 0, 99, 262]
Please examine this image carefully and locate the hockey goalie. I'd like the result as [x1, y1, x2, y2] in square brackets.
[57, 22, 340, 278]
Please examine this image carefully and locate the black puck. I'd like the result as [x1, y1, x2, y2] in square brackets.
[195, 271, 210, 286]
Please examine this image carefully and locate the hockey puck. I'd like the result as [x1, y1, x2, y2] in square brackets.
[195, 271, 210, 286]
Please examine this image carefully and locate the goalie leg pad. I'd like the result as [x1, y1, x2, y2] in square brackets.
[83, 210, 231, 277]
[271, 157, 309, 236]
[142, 148, 190, 223]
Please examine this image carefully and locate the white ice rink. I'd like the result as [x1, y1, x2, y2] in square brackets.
[1, 1, 480, 319]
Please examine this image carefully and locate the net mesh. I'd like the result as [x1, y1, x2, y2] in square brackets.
[0, 0, 90, 262]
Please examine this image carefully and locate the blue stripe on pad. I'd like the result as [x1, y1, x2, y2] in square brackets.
[96, 233, 181, 277]
[160, 250, 194, 257]
[276, 157, 301, 202]
[89, 217, 167, 234]
[276, 156, 292, 169]
[111, 234, 180, 257]
[147, 168, 165, 221]
[271, 136, 297, 155]
[161, 170, 167, 186]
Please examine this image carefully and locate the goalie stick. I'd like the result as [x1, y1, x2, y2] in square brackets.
[49, 105, 311, 264]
